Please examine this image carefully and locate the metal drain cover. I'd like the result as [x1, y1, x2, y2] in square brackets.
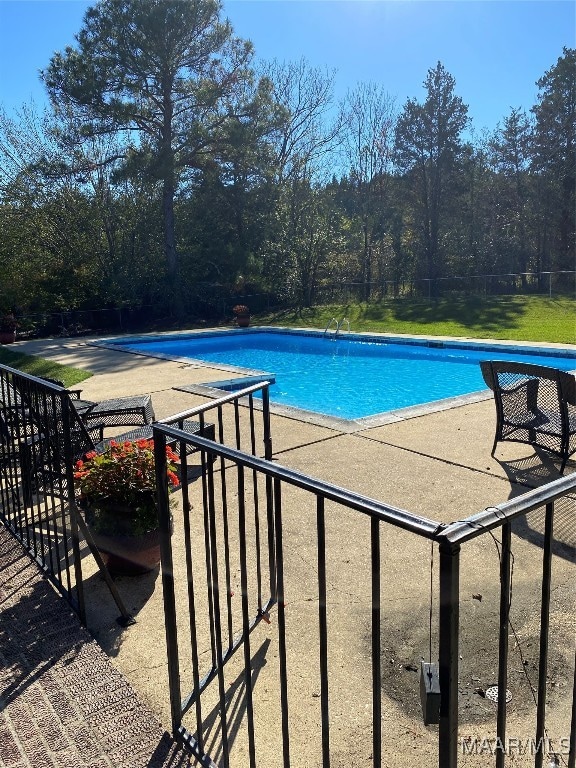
[485, 686, 512, 703]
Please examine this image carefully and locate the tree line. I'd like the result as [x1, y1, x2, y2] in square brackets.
[0, 0, 574, 320]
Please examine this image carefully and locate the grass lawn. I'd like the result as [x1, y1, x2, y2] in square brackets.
[0, 346, 92, 388]
[261, 295, 576, 345]
[0, 296, 574, 384]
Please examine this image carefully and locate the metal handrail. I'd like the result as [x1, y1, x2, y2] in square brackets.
[440, 471, 576, 544]
[155, 419, 576, 547]
[323, 317, 339, 337]
[157, 380, 272, 425]
[153, 423, 442, 539]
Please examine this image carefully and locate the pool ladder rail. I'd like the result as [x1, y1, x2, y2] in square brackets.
[323, 317, 350, 339]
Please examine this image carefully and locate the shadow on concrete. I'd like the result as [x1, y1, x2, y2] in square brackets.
[194, 639, 271, 765]
[82, 561, 160, 657]
[498, 450, 575, 563]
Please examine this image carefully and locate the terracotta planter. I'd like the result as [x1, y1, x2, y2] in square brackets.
[83, 494, 168, 576]
[236, 315, 250, 327]
[88, 525, 163, 576]
[0, 330, 16, 344]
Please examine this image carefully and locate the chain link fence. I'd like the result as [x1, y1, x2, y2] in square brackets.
[7, 271, 574, 341]
[316, 270, 576, 304]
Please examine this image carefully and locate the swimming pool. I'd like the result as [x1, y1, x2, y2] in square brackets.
[95, 329, 576, 424]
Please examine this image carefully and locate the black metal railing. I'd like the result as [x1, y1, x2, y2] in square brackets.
[153, 423, 576, 768]
[437, 477, 576, 768]
[158, 380, 273, 464]
[0, 367, 274, 627]
[0, 364, 86, 621]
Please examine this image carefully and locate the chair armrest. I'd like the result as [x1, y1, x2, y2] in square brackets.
[86, 422, 104, 443]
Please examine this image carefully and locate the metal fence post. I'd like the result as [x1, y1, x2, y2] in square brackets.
[60, 391, 86, 625]
[438, 539, 461, 768]
[535, 503, 554, 768]
[496, 523, 511, 768]
[154, 428, 183, 736]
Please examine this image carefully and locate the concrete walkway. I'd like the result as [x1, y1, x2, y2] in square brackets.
[1, 332, 574, 767]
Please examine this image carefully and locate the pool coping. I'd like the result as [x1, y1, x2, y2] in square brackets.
[89, 326, 576, 432]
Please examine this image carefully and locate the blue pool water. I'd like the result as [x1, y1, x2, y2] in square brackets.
[100, 330, 576, 421]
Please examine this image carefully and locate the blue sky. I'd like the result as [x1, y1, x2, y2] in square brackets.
[0, 0, 574, 134]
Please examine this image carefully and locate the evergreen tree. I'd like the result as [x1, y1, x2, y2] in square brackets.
[43, 0, 261, 312]
[489, 109, 534, 280]
[394, 62, 469, 293]
[531, 47, 576, 273]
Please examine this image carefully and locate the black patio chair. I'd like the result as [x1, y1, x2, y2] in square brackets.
[7, 379, 212, 504]
[480, 360, 576, 474]
[83, 395, 155, 429]
[39, 377, 155, 429]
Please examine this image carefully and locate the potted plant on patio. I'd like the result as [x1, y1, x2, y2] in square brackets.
[74, 439, 180, 575]
[0, 313, 17, 344]
[232, 304, 251, 327]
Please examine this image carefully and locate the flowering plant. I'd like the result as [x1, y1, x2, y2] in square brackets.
[232, 304, 250, 316]
[74, 439, 179, 536]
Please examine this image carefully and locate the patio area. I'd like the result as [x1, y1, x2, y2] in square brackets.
[1, 333, 575, 767]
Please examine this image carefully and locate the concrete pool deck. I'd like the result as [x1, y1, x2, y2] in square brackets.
[3, 332, 575, 767]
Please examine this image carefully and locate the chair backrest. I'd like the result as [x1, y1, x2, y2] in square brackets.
[480, 359, 576, 406]
[37, 375, 83, 400]
[480, 359, 576, 465]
